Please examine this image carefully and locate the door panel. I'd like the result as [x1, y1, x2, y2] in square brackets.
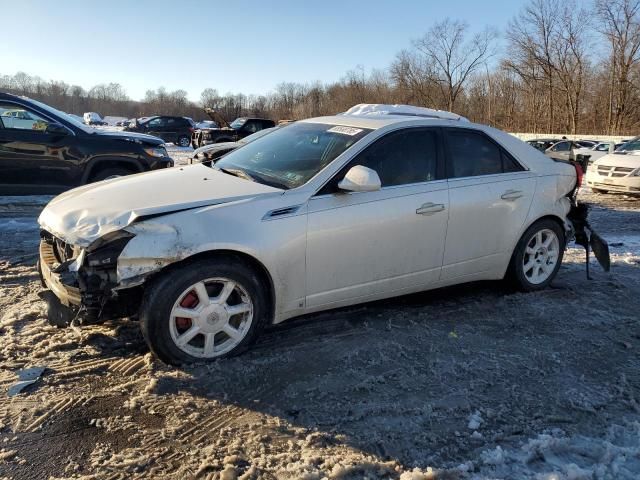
[442, 172, 536, 279]
[306, 182, 449, 308]
[0, 129, 78, 194]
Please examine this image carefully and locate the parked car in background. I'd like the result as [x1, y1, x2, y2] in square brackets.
[543, 139, 578, 161]
[189, 126, 278, 164]
[195, 120, 218, 130]
[526, 138, 562, 152]
[574, 140, 598, 148]
[83, 112, 107, 126]
[574, 141, 625, 163]
[125, 116, 194, 147]
[1, 108, 47, 129]
[36, 103, 607, 364]
[586, 136, 640, 194]
[191, 108, 275, 148]
[0, 92, 173, 194]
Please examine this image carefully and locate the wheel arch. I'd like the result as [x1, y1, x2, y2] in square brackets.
[502, 214, 568, 278]
[150, 249, 276, 323]
[83, 157, 144, 183]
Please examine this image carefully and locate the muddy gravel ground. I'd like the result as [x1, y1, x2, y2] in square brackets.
[1, 160, 640, 479]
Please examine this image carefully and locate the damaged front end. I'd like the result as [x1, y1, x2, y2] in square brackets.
[38, 230, 143, 327]
[567, 155, 611, 279]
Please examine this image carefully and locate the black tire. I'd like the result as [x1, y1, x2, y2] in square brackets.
[89, 167, 134, 183]
[177, 135, 191, 147]
[506, 219, 565, 292]
[140, 257, 270, 365]
[592, 188, 607, 194]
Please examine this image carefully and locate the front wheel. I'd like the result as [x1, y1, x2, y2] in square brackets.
[140, 257, 269, 364]
[506, 219, 565, 292]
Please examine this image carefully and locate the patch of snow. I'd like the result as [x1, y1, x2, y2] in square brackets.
[0, 218, 39, 232]
[468, 410, 483, 430]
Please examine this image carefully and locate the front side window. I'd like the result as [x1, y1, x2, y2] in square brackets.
[446, 129, 522, 178]
[147, 117, 165, 128]
[617, 136, 640, 152]
[348, 128, 439, 187]
[552, 141, 571, 152]
[230, 118, 247, 129]
[214, 122, 371, 189]
[0, 103, 51, 131]
[244, 121, 259, 134]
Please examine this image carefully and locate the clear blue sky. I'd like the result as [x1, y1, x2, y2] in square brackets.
[3, 0, 531, 102]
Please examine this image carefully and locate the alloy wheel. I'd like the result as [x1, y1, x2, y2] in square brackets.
[169, 277, 253, 358]
[522, 228, 560, 285]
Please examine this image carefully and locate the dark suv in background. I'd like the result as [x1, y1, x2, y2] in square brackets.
[0, 92, 174, 195]
[125, 116, 194, 147]
[191, 109, 275, 148]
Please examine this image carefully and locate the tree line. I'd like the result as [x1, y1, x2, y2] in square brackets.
[2, 0, 640, 135]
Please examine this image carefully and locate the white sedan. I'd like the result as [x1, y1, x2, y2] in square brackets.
[38, 104, 602, 364]
[586, 136, 640, 194]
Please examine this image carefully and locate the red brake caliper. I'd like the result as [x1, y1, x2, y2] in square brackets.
[176, 291, 199, 330]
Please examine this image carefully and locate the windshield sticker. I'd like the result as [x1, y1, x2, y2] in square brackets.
[327, 126, 363, 136]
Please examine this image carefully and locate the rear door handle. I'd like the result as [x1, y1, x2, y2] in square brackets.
[416, 202, 445, 215]
[501, 189, 523, 201]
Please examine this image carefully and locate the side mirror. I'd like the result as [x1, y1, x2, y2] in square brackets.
[45, 123, 70, 136]
[337, 165, 381, 192]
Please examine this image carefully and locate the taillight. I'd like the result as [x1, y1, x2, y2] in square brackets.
[574, 163, 584, 190]
[189, 127, 194, 133]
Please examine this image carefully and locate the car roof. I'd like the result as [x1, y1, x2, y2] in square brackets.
[298, 114, 469, 130]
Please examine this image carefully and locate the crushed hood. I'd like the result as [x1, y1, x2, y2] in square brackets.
[38, 164, 282, 247]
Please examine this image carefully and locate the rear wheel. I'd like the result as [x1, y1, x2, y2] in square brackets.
[140, 257, 269, 364]
[506, 219, 565, 292]
[177, 135, 191, 147]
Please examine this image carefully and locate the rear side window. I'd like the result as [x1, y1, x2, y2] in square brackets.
[0, 102, 51, 131]
[445, 129, 523, 178]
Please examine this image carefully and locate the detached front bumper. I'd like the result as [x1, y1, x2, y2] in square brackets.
[38, 232, 143, 325]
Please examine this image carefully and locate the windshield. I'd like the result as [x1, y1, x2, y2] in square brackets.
[27, 98, 95, 134]
[616, 136, 640, 152]
[230, 118, 246, 129]
[214, 122, 372, 189]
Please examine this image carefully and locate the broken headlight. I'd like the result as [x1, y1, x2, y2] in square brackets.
[85, 231, 135, 268]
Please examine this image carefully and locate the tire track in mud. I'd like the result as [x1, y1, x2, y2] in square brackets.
[5, 395, 92, 433]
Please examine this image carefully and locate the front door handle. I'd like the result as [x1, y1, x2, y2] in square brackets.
[416, 203, 445, 215]
[501, 189, 523, 201]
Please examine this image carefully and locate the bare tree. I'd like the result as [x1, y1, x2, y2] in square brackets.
[411, 19, 498, 111]
[596, 0, 640, 134]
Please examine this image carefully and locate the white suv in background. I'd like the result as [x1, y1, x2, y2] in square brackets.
[38, 104, 606, 364]
[586, 136, 640, 194]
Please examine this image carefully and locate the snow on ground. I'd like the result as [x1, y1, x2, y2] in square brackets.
[0, 188, 639, 479]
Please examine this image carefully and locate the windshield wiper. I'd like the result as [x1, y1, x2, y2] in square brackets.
[218, 167, 255, 182]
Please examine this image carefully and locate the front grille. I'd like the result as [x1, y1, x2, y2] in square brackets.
[597, 165, 635, 178]
[41, 231, 79, 265]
